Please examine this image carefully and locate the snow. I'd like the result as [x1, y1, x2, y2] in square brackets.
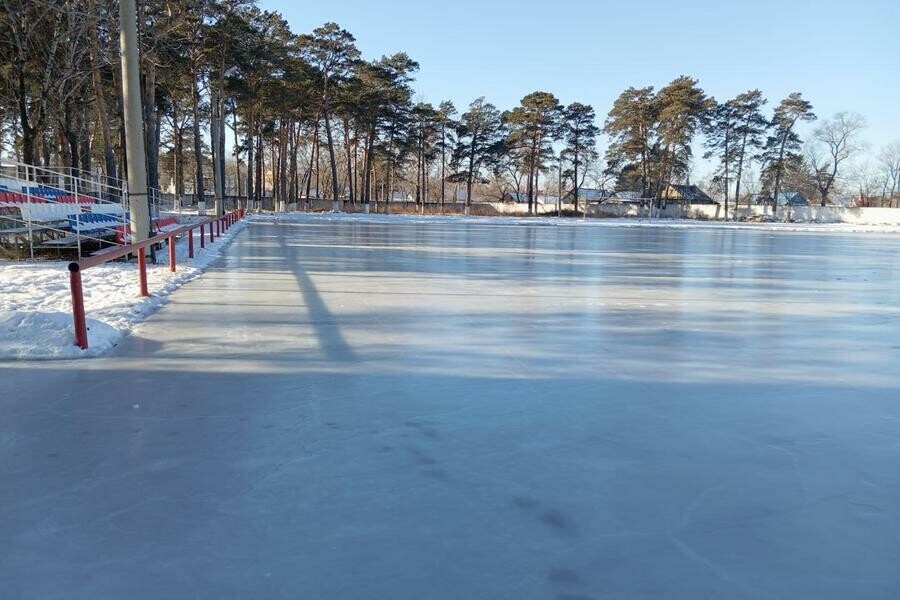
[253, 210, 900, 234]
[0, 217, 247, 359]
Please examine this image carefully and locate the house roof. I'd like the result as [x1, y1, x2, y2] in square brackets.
[665, 184, 715, 203]
[580, 189, 613, 201]
[562, 188, 613, 202]
[752, 192, 809, 206]
[776, 191, 808, 206]
[613, 191, 643, 200]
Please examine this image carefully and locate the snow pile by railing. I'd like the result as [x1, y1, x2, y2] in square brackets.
[0, 213, 247, 360]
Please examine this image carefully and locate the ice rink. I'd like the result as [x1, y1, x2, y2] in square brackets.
[3, 215, 900, 599]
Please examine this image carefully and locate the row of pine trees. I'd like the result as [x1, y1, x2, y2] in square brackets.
[2, 1, 898, 213]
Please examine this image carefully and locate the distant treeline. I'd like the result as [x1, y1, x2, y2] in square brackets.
[1, 1, 898, 214]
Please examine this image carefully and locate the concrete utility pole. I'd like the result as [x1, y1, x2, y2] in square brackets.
[120, 0, 151, 242]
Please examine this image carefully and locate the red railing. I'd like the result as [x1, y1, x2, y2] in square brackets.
[68, 209, 245, 349]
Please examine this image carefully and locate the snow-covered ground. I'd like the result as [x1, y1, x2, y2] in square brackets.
[256, 210, 900, 233]
[0, 217, 247, 359]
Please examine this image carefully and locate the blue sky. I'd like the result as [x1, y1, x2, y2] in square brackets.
[267, 0, 898, 175]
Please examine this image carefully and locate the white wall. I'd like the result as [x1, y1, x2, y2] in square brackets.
[587, 203, 900, 225]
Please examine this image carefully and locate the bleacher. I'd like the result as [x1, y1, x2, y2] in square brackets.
[67, 212, 126, 235]
[0, 161, 166, 257]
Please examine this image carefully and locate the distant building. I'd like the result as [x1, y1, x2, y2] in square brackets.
[504, 192, 562, 204]
[662, 184, 717, 205]
[608, 191, 648, 204]
[561, 188, 614, 203]
[777, 192, 809, 206]
[751, 191, 809, 207]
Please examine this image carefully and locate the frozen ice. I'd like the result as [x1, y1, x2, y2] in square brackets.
[2, 214, 900, 599]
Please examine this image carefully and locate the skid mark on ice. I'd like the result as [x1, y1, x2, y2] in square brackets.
[510, 495, 578, 537]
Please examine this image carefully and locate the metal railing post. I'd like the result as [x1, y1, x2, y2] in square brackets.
[69, 263, 89, 349]
[200, 224, 206, 248]
[168, 235, 176, 272]
[25, 165, 34, 260]
[137, 246, 149, 297]
[188, 227, 194, 258]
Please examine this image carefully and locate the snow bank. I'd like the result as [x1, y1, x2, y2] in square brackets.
[0, 218, 247, 360]
[252, 210, 900, 234]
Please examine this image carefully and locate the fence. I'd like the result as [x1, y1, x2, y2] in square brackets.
[68, 208, 245, 350]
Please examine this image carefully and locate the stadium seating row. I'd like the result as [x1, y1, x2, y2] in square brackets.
[0, 191, 96, 204]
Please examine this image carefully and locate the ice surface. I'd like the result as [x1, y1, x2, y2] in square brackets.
[2, 214, 900, 599]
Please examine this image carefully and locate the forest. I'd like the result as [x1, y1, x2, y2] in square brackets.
[2, 0, 899, 216]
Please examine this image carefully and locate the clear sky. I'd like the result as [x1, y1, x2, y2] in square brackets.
[266, 0, 899, 177]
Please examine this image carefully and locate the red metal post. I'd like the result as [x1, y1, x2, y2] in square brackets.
[68, 263, 89, 349]
[168, 235, 176, 272]
[188, 228, 194, 258]
[200, 224, 206, 248]
[209, 220, 214, 243]
[137, 247, 149, 297]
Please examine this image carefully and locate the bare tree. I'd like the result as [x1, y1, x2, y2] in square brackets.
[878, 142, 900, 208]
[808, 112, 866, 206]
[849, 161, 883, 206]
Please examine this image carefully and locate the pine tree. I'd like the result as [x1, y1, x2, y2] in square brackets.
[603, 87, 658, 197]
[503, 91, 563, 214]
[760, 93, 816, 217]
[730, 90, 768, 212]
[300, 23, 360, 211]
[654, 76, 714, 201]
[411, 102, 439, 206]
[561, 102, 599, 213]
[435, 101, 457, 208]
[453, 97, 505, 214]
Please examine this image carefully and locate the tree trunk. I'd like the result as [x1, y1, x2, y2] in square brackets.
[343, 116, 353, 204]
[232, 105, 242, 207]
[363, 126, 375, 209]
[190, 69, 206, 214]
[143, 61, 159, 193]
[90, 23, 117, 183]
[323, 105, 341, 211]
[526, 136, 536, 215]
[255, 128, 263, 207]
[772, 136, 788, 221]
[734, 132, 748, 219]
[246, 112, 254, 209]
[440, 124, 446, 207]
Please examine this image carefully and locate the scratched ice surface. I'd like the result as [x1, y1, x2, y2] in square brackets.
[3, 215, 900, 599]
